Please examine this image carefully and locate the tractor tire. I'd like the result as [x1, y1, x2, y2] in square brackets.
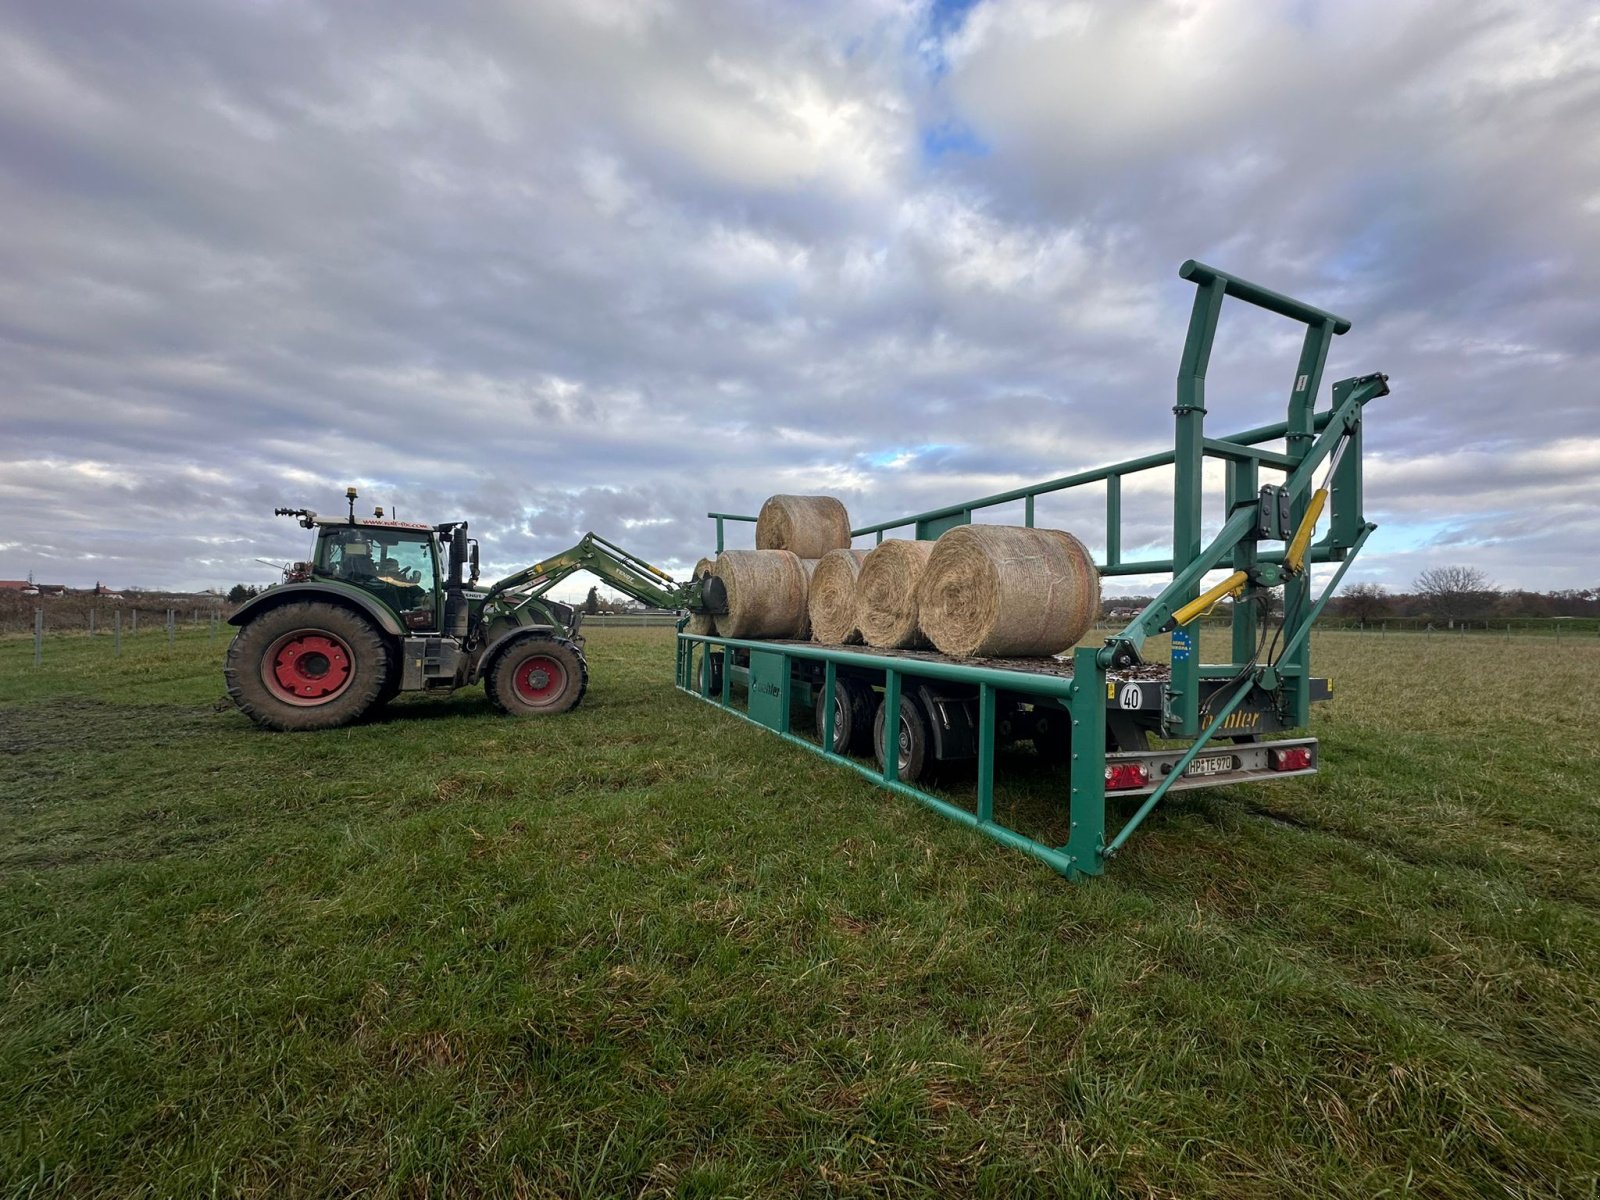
[816, 676, 877, 756]
[225, 601, 392, 732]
[371, 671, 403, 713]
[486, 636, 588, 717]
[873, 691, 933, 784]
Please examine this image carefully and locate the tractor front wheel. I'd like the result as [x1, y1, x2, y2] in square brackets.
[225, 602, 392, 731]
[486, 637, 588, 716]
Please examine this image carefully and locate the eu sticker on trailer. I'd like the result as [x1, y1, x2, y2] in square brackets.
[1185, 754, 1236, 778]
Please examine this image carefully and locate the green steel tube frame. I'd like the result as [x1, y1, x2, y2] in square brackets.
[684, 260, 1386, 875]
[674, 633, 1109, 877]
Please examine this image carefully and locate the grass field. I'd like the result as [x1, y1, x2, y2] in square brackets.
[2, 626, 1598, 1197]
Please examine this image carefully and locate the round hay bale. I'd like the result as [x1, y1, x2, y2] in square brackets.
[795, 557, 821, 639]
[856, 539, 935, 649]
[686, 556, 717, 635]
[711, 549, 808, 639]
[917, 525, 1100, 658]
[808, 548, 869, 644]
[755, 495, 852, 559]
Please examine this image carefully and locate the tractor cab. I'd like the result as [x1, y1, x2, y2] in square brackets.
[310, 519, 443, 631]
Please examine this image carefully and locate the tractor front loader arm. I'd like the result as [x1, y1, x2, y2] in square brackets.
[482, 533, 700, 612]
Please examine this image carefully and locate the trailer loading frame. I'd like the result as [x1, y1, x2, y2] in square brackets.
[677, 260, 1388, 877]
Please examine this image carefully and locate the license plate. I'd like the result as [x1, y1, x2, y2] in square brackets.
[1186, 754, 1235, 778]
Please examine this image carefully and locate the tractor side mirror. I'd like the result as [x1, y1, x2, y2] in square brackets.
[468, 539, 480, 585]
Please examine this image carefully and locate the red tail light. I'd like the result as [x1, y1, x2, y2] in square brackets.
[1269, 746, 1312, 772]
[1105, 763, 1151, 791]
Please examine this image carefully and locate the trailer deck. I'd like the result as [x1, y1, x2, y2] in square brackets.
[760, 640, 1173, 682]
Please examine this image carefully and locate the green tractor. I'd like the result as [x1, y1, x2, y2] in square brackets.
[225, 488, 704, 731]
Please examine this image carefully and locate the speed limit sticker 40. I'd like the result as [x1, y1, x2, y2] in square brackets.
[1119, 684, 1143, 710]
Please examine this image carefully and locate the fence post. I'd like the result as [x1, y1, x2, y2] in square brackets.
[34, 607, 43, 666]
[167, 609, 175, 645]
[132, 608, 139, 635]
[89, 607, 96, 636]
[210, 609, 217, 640]
[115, 609, 123, 657]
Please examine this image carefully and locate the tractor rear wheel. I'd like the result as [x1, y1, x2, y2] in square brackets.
[225, 601, 392, 731]
[486, 636, 588, 716]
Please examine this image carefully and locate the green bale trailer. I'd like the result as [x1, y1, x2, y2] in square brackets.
[678, 260, 1388, 878]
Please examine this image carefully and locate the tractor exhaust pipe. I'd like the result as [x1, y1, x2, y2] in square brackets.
[444, 523, 470, 638]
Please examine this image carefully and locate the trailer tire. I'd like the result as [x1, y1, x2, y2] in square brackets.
[486, 636, 588, 716]
[816, 676, 877, 755]
[1029, 708, 1071, 766]
[874, 692, 933, 784]
[225, 601, 392, 732]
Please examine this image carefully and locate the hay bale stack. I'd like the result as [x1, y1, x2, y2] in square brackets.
[856, 539, 935, 649]
[917, 525, 1100, 658]
[711, 549, 808, 639]
[686, 556, 717, 635]
[808, 548, 870, 644]
[755, 495, 852, 559]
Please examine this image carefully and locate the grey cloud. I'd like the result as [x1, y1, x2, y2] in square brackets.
[0, 0, 1596, 599]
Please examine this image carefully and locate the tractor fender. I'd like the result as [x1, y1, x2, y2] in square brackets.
[472, 625, 568, 686]
[227, 582, 405, 638]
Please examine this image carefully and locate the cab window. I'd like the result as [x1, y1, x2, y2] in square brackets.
[371, 535, 437, 590]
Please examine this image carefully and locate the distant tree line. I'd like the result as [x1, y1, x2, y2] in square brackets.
[581, 585, 661, 615]
[1101, 566, 1597, 627]
[1333, 568, 1597, 625]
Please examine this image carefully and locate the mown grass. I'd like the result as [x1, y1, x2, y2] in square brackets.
[1, 626, 1597, 1198]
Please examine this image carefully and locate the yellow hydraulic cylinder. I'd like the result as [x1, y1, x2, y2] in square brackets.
[1170, 570, 1248, 629]
[1285, 489, 1329, 574]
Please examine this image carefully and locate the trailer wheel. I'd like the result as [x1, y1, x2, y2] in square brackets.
[816, 677, 877, 755]
[225, 601, 392, 731]
[1029, 708, 1071, 765]
[873, 692, 932, 784]
[487, 636, 588, 716]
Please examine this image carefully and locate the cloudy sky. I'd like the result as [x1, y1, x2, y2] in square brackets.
[1, 0, 1596, 599]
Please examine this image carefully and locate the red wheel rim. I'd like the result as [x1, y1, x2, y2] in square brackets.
[512, 654, 566, 707]
[263, 630, 353, 705]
